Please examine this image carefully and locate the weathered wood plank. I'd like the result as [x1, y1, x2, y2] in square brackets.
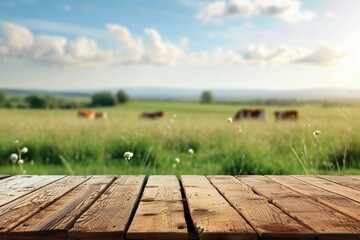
[238, 176, 360, 240]
[8, 176, 115, 240]
[68, 175, 145, 240]
[317, 175, 360, 191]
[268, 175, 360, 221]
[0, 176, 89, 240]
[0, 175, 35, 194]
[182, 175, 256, 240]
[294, 175, 360, 203]
[0, 176, 10, 180]
[127, 175, 188, 240]
[208, 175, 315, 240]
[0, 175, 64, 207]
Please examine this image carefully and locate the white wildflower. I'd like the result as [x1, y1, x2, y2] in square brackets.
[18, 159, 24, 164]
[174, 158, 180, 164]
[188, 148, 194, 155]
[21, 147, 28, 153]
[124, 151, 134, 160]
[10, 153, 18, 162]
[227, 117, 233, 123]
[313, 130, 321, 137]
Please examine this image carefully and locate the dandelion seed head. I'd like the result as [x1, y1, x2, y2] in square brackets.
[174, 157, 180, 164]
[227, 117, 233, 123]
[313, 130, 321, 137]
[10, 153, 18, 161]
[124, 151, 134, 160]
[188, 148, 194, 155]
[18, 159, 24, 164]
[21, 147, 28, 154]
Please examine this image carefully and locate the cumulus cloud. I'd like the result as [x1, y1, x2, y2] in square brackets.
[0, 22, 203, 67]
[197, 0, 315, 23]
[107, 24, 203, 66]
[296, 44, 346, 66]
[227, 43, 345, 66]
[0, 22, 114, 67]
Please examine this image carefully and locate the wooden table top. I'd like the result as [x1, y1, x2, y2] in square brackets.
[0, 175, 359, 240]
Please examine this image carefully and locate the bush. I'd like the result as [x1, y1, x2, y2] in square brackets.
[91, 92, 117, 106]
[25, 95, 47, 109]
[200, 90, 213, 104]
[116, 90, 130, 104]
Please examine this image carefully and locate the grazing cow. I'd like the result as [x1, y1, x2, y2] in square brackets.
[140, 111, 164, 119]
[78, 110, 107, 119]
[274, 110, 298, 120]
[233, 109, 266, 121]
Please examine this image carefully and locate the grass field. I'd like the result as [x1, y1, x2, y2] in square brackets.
[1, 101, 360, 176]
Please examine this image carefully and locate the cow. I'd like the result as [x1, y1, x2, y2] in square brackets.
[233, 109, 266, 121]
[274, 110, 298, 120]
[78, 110, 107, 119]
[140, 111, 164, 119]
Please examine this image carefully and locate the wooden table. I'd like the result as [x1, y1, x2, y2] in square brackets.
[0, 175, 359, 240]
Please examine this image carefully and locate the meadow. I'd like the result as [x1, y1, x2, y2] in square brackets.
[0, 101, 360, 176]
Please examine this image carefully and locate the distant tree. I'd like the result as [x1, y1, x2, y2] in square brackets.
[91, 92, 117, 106]
[116, 90, 130, 104]
[200, 90, 213, 103]
[0, 91, 6, 107]
[25, 95, 47, 108]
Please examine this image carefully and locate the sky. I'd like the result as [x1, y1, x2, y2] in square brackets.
[0, 0, 360, 91]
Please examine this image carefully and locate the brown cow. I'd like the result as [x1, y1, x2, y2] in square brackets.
[140, 111, 164, 119]
[233, 109, 266, 121]
[274, 110, 298, 120]
[78, 110, 107, 119]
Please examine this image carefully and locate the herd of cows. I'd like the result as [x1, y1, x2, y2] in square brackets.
[78, 109, 299, 120]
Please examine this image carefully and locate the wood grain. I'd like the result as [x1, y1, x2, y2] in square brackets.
[0, 175, 64, 207]
[182, 175, 256, 240]
[238, 175, 360, 240]
[68, 175, 145, 240]
[294, 175, 360, 203]
[9, 176, 115, 240]
[317, 175, 360, 191]
[127, 175, 188, 240]
[208, 175, 315, 239]
[0, 176, 89, 240]
[268, 175, 360, 221]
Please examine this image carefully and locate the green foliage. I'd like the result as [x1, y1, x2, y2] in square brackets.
[25, 95, 47, 109]
[116, 90, 130, 104]
[200, 90, 213, 103]
[91, 91, 117, 106]
[0, 91, 6, 107]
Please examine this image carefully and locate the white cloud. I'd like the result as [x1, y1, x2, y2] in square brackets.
[227, 43, 345, 66]
[325, 11, 334, 18]
[296, 44, 346, 66]
[197, 0, 315, 23]
[108, 24, 200, 66]
[0, 22, 114, 68]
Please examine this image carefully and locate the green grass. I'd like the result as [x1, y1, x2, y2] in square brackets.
[0, 101, 359, 176]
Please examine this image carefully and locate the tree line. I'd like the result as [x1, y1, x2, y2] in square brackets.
[0, 90, 130, 109]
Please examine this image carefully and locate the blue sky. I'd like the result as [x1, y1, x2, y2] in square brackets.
[0, 0, 360, 90]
